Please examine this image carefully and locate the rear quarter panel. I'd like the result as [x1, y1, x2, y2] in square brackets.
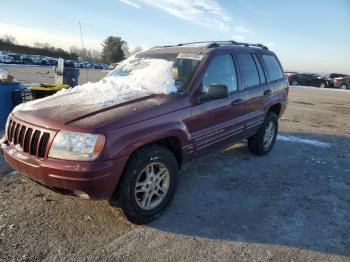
[258, 51, 289, 115]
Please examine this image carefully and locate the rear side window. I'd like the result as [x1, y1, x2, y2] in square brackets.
[253, 54, 266, 84]
[202, 54, 238, 93]
[237, 53, 260, 88]
[262, 55, 284, 81]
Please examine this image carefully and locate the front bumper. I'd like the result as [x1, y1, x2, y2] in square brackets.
[1, 138, 128, 200]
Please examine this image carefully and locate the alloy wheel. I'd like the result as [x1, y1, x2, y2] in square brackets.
[135, 162, 170, 210]
[263, 121, 275, 148]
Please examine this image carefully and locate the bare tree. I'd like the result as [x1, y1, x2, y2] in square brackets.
[69, 46, 81, 56]
[1, 35, 17, 44]
[89, 49, 102, 63]
[69, 46, 102, 63]
[70, 46, 87, 59]
[34, 42, 51, 49]
[122, 42, 130, 58]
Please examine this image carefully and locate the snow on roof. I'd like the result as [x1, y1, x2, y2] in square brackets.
[14, 57, 177, 112]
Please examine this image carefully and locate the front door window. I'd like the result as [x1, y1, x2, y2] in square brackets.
[202, 54, 238, 93]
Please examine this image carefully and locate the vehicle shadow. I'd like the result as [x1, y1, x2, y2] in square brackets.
[150, 132, 350, 256]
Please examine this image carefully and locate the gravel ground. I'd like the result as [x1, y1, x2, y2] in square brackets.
[0, 73, 349, 261]
[0, 65, 107, 84]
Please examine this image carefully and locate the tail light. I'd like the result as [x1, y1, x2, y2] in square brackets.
[284, 81, 289, 97]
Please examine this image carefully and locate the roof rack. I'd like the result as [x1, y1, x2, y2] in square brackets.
[176, 41, 225, 46]
[150, 45, 175, 49]
[178, 41, 268, 50]
[151, 41, 269, 50]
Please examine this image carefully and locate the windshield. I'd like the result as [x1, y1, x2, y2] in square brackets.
[107, 53, 201, 92]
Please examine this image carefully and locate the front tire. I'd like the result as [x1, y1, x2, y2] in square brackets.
[248, 112, 278, 156]
[109, 145, 178, 224]
[340, 84, 348, 90]
[320, 82, 326, 88]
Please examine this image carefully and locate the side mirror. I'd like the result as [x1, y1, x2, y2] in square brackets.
[202, 84, 229, 101]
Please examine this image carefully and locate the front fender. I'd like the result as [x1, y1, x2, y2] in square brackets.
[103, 121, 190, 160]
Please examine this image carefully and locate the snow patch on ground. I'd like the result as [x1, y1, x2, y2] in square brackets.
[14, 57, 177, 112]
[290, 85, 350, 92]
[7, 171, 20, 176]
[277, 135, 330, 148]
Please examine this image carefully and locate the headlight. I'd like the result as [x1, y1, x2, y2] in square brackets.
[48, 131, 105, 161]
[5, 116, 10, 139]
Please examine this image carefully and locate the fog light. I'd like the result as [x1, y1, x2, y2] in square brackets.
[73, 190, 90, 199]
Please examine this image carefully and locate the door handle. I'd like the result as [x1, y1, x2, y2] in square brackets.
[264, 89, 272, 96]
[231, 99, 244, 106]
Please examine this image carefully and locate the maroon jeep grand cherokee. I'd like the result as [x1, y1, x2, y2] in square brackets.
[1, 41, 288, 224]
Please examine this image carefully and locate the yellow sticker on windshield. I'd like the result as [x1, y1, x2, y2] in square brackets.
[177, 53, 203, 61]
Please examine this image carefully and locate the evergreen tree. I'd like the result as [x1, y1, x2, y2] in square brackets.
[101, 36, 126, 64]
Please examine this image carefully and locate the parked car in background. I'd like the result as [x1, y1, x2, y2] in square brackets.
[21, 55, 33, 65]
[8, 54, 23, 64]
[40, 56, 50, 65]
[333, 75, 350, 90]
[29, 55, 53, 66]
[329, 73, 347, 79]
[328, 73, 347, 88]
[74, 61, 83, 68]
[108, 63, 119, 70]
[80, 62, 93, 69]
[48, 58, 58, 66]
[285, 71, 298, 84]
[1, 41, 288, 224]
[64, 60, 75, 68]
[0, 54, 11, 63]
[94, 64, 108, 69]
[31, 55, 43, 65]
[288, 73, 329, 88]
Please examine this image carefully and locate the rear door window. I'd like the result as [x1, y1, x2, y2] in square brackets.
[202, 54, 238, 93]
[237, 53, 260, 88]
[262, 55, 284, 81]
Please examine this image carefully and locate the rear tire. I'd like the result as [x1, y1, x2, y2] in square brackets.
[109, 145, 178, 224]
[319, 82, 326, 88]
[248, 112, 278, 156]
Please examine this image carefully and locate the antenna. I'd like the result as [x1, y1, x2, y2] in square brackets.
[79, 21, 88, 83]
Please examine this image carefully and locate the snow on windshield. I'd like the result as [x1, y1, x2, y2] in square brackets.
[14, 57, 177, 112]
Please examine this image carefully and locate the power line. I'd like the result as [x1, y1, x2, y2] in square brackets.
[79, 21, 88, 83]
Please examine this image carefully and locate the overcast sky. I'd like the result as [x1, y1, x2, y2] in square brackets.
[0, 0, 349, 73]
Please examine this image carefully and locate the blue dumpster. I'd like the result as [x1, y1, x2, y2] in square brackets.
[0, 82, 21, 130]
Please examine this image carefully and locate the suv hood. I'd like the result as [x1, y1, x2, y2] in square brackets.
[13, 92, 185, 132]
[12, 56, 184, 131]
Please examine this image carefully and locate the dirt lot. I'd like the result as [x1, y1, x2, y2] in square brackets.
[0, 66, 349, 261]
[1, 65, 107, 84]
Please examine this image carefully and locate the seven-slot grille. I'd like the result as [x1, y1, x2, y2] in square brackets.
[6, 119, 51, 158]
